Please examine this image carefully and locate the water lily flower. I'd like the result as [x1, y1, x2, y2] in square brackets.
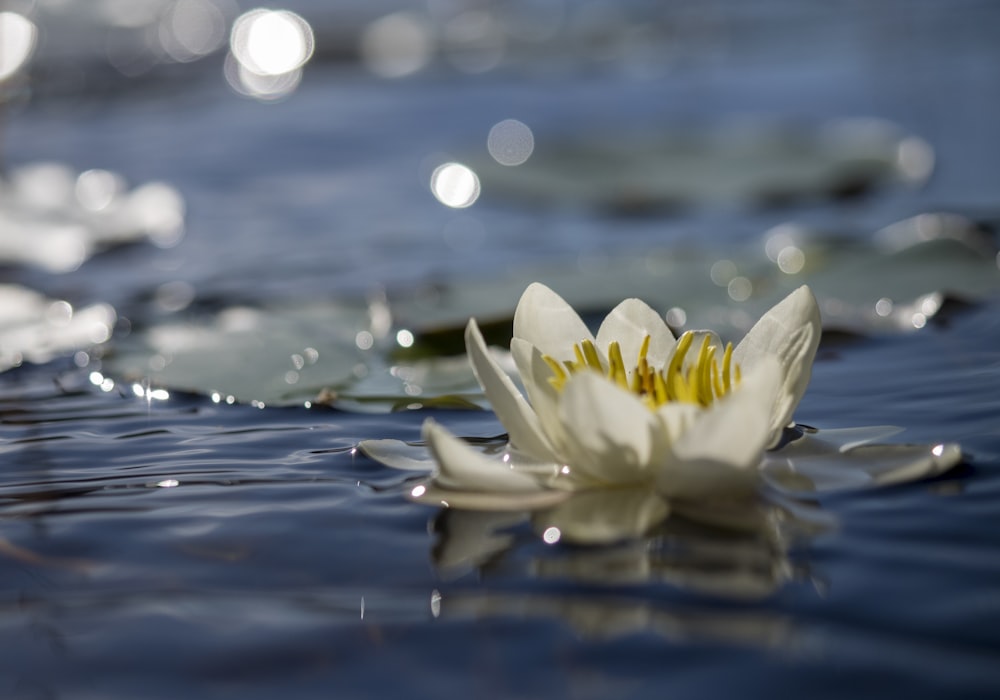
[366, 283, 828, 507]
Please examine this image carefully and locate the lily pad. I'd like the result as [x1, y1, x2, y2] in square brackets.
[104, 303, 368, 406]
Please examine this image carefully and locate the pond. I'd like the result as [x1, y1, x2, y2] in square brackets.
[1, 2, 999, 698]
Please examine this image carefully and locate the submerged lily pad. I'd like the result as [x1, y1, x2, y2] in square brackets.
[468, 118, 931, 214]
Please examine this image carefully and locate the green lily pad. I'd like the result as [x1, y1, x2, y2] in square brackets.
[105, 303, 369, 407]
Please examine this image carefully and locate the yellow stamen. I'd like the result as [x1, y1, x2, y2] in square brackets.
[607, 341, 628, 389]
[581, 339, 603, 372]
[722, 342, 733, 393]
[541, 330, 743, 411]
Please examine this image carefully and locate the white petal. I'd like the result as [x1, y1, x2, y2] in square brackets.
[512, 282, 594, 362]
[656, 357, 782, 500]
[733, 286, 821, 447]
[595, 298, 675, 379]
[423, 419, 556, 494]
[556, 373, 666, 486]
[654, 401, 701, 443]
[465, 319, 559, 461]
[357, 438, 434, 471]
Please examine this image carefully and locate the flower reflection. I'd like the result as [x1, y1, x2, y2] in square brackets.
[429, 482, 828, 596]
[422, 494, 824, 645]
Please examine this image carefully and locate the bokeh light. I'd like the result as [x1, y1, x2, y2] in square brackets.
[76, 169, 125, 212]
[360, 12, 433, 79]
[487, 119, 535, 166]
[227, 8, 313, 100]
[443, 10, 505, 74]
[0, 12, 38, 82]
[430, 163, 481, 208]
[159, 0, 230, 63]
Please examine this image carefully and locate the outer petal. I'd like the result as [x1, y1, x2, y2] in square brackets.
[656, 357, 782, 500]
[512, 282, 594, 362]
[422, 420, 563, 499]
[466, 319, 559, 462]
[595, 298, 676, 380]
[511, 337, 569, 458]
[556, 373, 668, 486]
[733, 286, 821, 447]
[357, 438, 434, 471]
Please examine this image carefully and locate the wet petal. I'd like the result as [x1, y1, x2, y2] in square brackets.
[595, 298, 675, 378]
[423, 419, 557, 494]
[556, 373, 664, 486]
[466, 319, 558, 461]
[733, 286, 821, 447]
[512, 282, 594, 362]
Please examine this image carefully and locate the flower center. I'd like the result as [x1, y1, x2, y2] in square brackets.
[543, 331, 742, 409]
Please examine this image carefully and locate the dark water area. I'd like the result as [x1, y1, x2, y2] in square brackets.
[1, 1, 1000, 698]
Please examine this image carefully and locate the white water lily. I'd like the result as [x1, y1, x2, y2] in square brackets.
[365, 283, 823, 506]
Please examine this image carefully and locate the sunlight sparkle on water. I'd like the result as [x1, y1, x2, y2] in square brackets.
[396, 329, 414, 348]
[231, 9, 313, 76]
[227, 8, 313, 100]
[430, 163, 481, 208]
[0, 12, 37, 82]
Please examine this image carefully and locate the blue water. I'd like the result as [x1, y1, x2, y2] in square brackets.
[2, 2, 1000, 698]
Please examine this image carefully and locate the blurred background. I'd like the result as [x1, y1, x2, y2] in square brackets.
[1, 0, 999, 402]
